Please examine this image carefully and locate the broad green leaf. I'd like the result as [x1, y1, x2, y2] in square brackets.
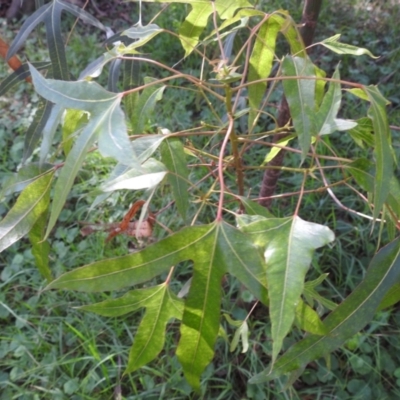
[295, 299, 328, 335]
[0, 171, 53, 253]
[130, 78, 165, 135]
[315, 66, 341, 135]
[237, 215, 334, 364]
[29, 210, 52, 282]
[31, 73, 135, 167]
[0, 61, 51, 96]
[132, 135, 165, 163]
[29, 64, 118, 111]
[23, 97, 53, 162]
[250, 236, 400, 383]
[61, 109, 88, 156]
[282, 56, 316, 161]
[160, 138, 190, 220]
[364, 86, 392, 220]
[247, 15, 282, 127]
[48, 221, 268, 390]
[80, 284, 184, 372]
[101, 158, 167, 191]
[321, 34, 378, 58]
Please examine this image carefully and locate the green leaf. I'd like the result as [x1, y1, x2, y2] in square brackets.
[0, 61, 51, 96]
[282, 56, 316, 161]
[250, 236, 400, 383]
[315, 66, 341, 135]
[230, 321, 249, 353]
[247, 15, 282, 128]
[348, 117, 375, 148]
[121, 23, 163, 51]
[29, 209, 53, 282]
[295, 299, 328, 335]
[101, 158, 167, 191]
[237, 215, 334, 364]
[132, 135, 165, 163]
[40, 104, 64, 163]
[81, 284, 184, 372]
[123, 56, 140, 121]
[0, 163, 54, 198]
[262, 135, 294, 164]
[303, 275, 337, 311]
[377, 282, 400, 311]
[159, 0, 252, 55]
[61, 109, 89, 157]
[239, 197, 274, 218]
[321, 34, 378, 58]
[48, 221, 268, 390]
[130, 78, 165, 135]
[23, 98, 53, 162]
[364, 86, 393, 220]
[8, 0, 108, 81]
[46, 120, 98, 238]
[0, 171, 54, 253]
[160, 138, 190, 220]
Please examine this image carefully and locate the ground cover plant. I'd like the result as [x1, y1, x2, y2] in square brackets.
[1, 0, 400, 398]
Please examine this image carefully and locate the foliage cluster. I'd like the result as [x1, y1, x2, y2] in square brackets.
[1, 0, 400, 398]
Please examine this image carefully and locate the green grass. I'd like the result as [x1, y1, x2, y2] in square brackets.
[2, 1, 400, 398]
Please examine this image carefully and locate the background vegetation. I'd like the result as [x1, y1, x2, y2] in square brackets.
[1, 0, 400, 399]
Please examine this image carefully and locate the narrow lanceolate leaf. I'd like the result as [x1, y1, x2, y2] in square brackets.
[80, 284, 184, 373]
[250, 236, 400, 383]
[315, 66, 341, 135]
[247, 14, 282, 128]
[160, 138, 190, 220]
[0, 171, 53, 253]
[46, 122, 98, 238]
[61, 109, 88, 157]
[0, 163, 54, 198]
[48, 221, 268, 390]
[130, 78, 165, 135]
[282, 56, 316, 161]
[237, 215, 334, 364]
[126, 286, 183, 372]
[8, 0, 108, 81]
[364, 86, 392, 220]
[101, 158, 166, 192]
[0, 61, 51, 96]
[320, 34, 378, 58]
[40, 104, 64, 163]
[29, 209, 52, 282]
[23, 97, 53, 162]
